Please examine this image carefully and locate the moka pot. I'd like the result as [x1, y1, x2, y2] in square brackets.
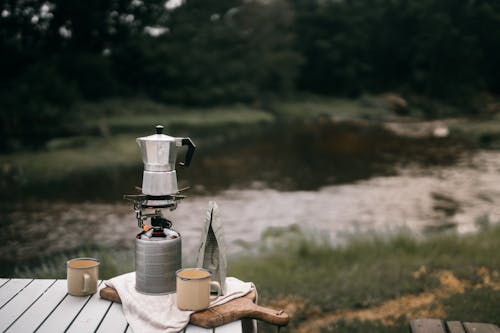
[136, 125, 195, 196]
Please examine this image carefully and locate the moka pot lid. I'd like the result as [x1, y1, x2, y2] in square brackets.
[136, 125, 177, 143]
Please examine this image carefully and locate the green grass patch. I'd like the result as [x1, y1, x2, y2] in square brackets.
[443, 287, 500, 323]
[13, 246, 134, 280]
[272, 96, 394, 121]
[320, 319, 406, 333]
[91, 106, 273, 127]
[448, 118, 500, 148]
[75, 98, 274, 133]
[1, 134, 140, 185]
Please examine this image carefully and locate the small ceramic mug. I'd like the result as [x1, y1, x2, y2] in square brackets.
[66, 258, 100, 296]
[176, 268, 221, 311]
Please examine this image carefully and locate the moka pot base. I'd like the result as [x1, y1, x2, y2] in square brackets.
[142, 170, 178, 196]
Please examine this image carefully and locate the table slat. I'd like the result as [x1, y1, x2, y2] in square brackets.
[0, 278, 10, 288]
[0, 279, 32, 308]
[66, 283, 111, 333]
[463, 322, 500, 333]
[6, 280, 67, 333]
[447, 321, 466, 333]
[95, 302, 128, 333]
[35, 281, 102, 333]
[410, 319, 446, 333]
[214, 321, 243, 333]
[0, 279, 55, 332]
[185, 325, 212, 333]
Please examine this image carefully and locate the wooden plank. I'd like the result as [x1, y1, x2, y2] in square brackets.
[463, 322, 500, 333]
[185, 325, 212, 333]
[5, 280, 67, 333]
[95, 302, 128, 333]
[447, 321, 466, 333]
[122, 321, 237, 332]
[0, 279, 55, 331]
[410, 318, 447, 333]
[34, 280, 102, 333]
[66, 283, 111, 333]
[0, 279, 32, 308]
[0, 278, 10, 288]
[215, 321, 243, 333]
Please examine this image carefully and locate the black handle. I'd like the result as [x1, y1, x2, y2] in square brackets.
[179, 137, 196, 167]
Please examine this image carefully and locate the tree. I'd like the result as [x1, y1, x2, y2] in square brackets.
[112, 0, 302, 104]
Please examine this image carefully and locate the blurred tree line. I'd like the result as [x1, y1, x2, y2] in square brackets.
[1, 0, 499, 150]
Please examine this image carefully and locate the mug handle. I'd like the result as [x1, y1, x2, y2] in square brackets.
[209, 281, 221, 300]
[83, 273, 91, 293]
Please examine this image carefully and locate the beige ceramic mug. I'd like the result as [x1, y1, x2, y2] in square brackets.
[66, 258, 100, 296]
[176, 268, 221, 311]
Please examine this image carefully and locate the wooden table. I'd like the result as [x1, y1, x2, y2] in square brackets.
[0, 278, 242, 333]
[410, 318, 500, 333]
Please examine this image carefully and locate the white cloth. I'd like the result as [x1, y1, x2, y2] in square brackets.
[105, 272, 255, 333]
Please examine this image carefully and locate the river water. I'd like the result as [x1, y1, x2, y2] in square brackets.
[2, 120, 500, 271]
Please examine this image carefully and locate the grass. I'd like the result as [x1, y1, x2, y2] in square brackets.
[13, 246, 135, 280]
[448, 117, 500, 149]
[271, 95, 396, 121]
[4, 134, 140, 183]
[75, 98, 274, 133]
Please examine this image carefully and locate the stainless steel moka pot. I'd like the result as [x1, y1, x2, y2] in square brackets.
[136, 125, 195, 196]
[125, 125, 196, 294]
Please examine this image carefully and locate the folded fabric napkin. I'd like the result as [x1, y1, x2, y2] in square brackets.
[105, 272, 254, 333]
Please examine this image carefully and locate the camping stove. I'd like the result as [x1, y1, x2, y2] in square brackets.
[125, 125, 195, 294]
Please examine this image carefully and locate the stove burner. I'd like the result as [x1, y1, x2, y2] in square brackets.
[124, 188, 189, 228]
[124, 194, 185, 208]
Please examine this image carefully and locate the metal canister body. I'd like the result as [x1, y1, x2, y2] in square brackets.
[135, 235, 181, 294]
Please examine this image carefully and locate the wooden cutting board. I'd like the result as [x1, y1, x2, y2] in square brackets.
[100, 286, 289, 328]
